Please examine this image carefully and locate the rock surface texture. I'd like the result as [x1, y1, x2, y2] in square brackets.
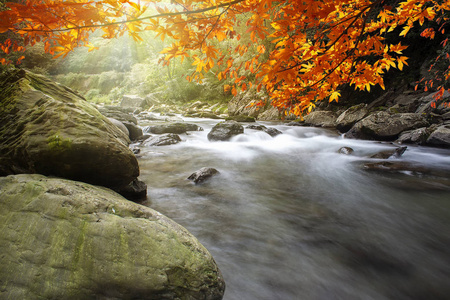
[0, 174, 225, 300]
[207, 121, 244, 141]
[0, 69, 141, 193]
[345, 111, 428, 140]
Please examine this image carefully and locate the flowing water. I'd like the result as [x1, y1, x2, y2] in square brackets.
[136, 116, 450, 300]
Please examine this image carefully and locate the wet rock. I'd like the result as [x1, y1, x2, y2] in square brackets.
[247, 124, 282, 137]
[123, 121, 143, 141]
[426, 125, 450, 147]
[98, 106, 138, 124]
[146, 122, 203, 134]
[303, 111, 337, 128]
[0, 174, 225, 300]
[370, 146, 407, 159]
[226, 115, 256, 122]
[338, 147, 354, 155]
[397, 127, 432, 145]
[362, 161, 450, 177]
[188, 167, 220, 184]
[207, 121, 244, 141]
[345, 111, 428, 141]
[335, 104, 369, 132]
[0, 69, 139, 192]
[144, 133, 182, 146]
[116, 178, 147, 201]
[108, 117, 129, 136]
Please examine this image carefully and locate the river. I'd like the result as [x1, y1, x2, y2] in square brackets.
[136, 116, 450, 300]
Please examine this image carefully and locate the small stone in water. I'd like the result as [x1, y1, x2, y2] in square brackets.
[188, 167, 220, 184]
[338, 147, 354, 155]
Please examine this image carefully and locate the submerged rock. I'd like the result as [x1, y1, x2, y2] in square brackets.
[0, 69, 140, 192]
[338, 147, 354, 155]
[188, 167, 220, 184]
[370, 146, 407, 159]
[207, 121, 244, 141]
[0, 174, 225, 299]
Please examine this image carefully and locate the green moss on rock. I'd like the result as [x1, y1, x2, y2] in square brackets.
[0, 174, 225, 300]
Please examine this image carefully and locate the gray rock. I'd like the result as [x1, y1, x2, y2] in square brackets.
[303, 111, 337, 128]
[115, 178, 147, 201]
[226, 115, 256, 122]
[0, 174, 225, 300]
[426, 125, 450, 147]
[335, 104, 369, 132]
[0, 69, 139, 191]
[258, 106, 280, 121]
[345, 111, 428, 141]
[146, 123, 203, 134]
[247, 124, 282, 137]
[98, 105, 138, 124]
[123, 121, 143, 141]
[207, 121, 244, 141]
[188, 167, 220, 184]
[108, 117, 129, 137]
[144, 133, 182, 146]
[370, 146, 407, 159]
[397, 127, 431, 145]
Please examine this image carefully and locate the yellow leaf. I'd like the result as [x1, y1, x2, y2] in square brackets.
[329, 91, 341, 102]
[399, 26, 410, 37]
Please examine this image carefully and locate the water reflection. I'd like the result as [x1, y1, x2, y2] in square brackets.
[138, 117, 450, 300]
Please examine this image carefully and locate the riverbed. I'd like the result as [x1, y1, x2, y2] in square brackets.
[136, 117, 450, 300]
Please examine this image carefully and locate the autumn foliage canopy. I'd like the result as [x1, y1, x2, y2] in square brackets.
[1, 0, 449, 115]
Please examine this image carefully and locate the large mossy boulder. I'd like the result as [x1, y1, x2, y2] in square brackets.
[0, 174, 225, 299]
[0, 69, 139, 191]
[345, 111, 428, 141]
[207, 121, 244, 141]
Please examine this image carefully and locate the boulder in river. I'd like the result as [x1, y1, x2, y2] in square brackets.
[207, 121, 244, 141]
[426, 125, 450, 147]
[188, 167, 220, 184]
[146, 122, 204, 134]
[123, 121, 143, 141]
[345, 111, 428, 141]
[246, 124, 282, 137]
[0, 69, 140, 194]
[303, 111, 337, 128]
[144, 133, 182, 146]
[335, 104, 369, 132]
[397, 127, 432, 145]
[0, 174, 225, 299]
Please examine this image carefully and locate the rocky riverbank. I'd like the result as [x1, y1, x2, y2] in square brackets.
[0, 69, 225, 299]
